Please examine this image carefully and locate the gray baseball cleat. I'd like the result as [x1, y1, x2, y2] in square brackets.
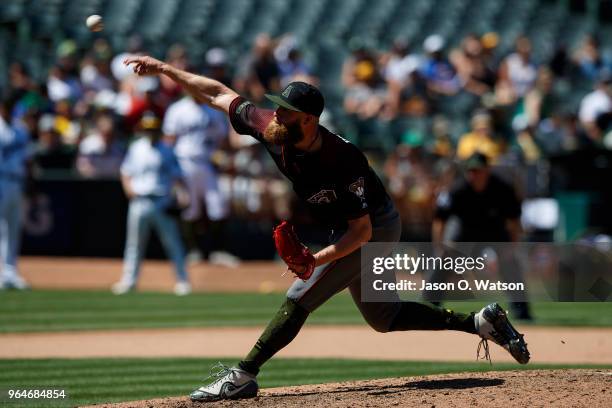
[475, 303, 530, 364]
[190, 363, 258, 402]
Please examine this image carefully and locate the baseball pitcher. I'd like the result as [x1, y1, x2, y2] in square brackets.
[124, 55, 530, 402]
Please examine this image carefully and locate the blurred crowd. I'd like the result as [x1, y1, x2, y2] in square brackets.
[342, 32, 612, 236]
[1, 31, 612, 233]
[1, 34, 317, 221]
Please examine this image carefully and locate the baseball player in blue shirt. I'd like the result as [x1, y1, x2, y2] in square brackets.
[0, 101, 31, 290]
[112, 111, 191, 296]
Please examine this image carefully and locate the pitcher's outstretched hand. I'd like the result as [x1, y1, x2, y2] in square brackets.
[124, 55, 165, 76]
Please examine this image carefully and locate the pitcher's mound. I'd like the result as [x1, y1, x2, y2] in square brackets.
[90, 369, 611, 408]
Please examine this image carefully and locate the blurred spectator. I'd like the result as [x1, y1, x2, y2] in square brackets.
[523, 67, 559, 127]
[235, 34, 281, 102]
[536, 112, 581, 155]
[480, 32, 500, 70]
[384, 131, 437, 237]
[47, 40, 83, 103]
[34, 114, 76, 171]
[5, 62, 36, 106]
[278, 48, 312, 87]
[457, 111, 505, 162]
[47, 65, 81, 104]
[450, 33, 496, 96]
[549, 43, 571, 78]
[342, 40, 386, 119]
[572, 34, 612, 81]
[514, 124, 542, 164]
[115, 76, 163, 129]
[205, 47, 232, 87]
[497, 36, 538, 104]
[158, 44, 190, 107]
[382, 39, 424, 118]
[111, 35, 144, 81]
[421, 35, 461, 96]
[76, 112, 125, 178]
[578, 71, 612, 142]
[53, 99, 81, 145]
[81, 57, 113, 92]
[430, 115, 455, 158]
[80, 41, 114, 94]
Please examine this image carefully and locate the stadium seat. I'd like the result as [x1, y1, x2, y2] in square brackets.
[0, 0, 26, 22]
[132, 0, 180, 41]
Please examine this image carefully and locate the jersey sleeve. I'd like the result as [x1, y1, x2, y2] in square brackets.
[338, 149, 372, 220]
[228, 96, 274, 142]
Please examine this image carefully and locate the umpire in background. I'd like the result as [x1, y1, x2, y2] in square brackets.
[432, 152, 531, 319]
[112, 111, 191, 296]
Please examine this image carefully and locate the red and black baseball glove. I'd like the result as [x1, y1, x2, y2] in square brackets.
[273, 221, 315, 281]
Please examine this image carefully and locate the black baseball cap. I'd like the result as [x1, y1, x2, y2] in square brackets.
[265, 81, 325, 117]
[464, 152, 489, 169]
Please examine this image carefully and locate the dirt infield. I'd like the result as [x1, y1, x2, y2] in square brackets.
[20, 257, 289, 292]
[2, 325, 612, 364]
[85, 369, 611, 408]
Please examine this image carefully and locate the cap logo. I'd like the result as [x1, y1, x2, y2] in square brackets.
[282, 85, 292, 98]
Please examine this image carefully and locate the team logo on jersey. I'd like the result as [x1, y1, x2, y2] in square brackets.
[235, 101, 250, 114]
[349, 177, 367, 209]
[349, 177, 365, 198]
[307, 189, 337, 204]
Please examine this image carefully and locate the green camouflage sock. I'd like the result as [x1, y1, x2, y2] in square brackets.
[238, 298, 309, 375]
[389, 301, 476, 333]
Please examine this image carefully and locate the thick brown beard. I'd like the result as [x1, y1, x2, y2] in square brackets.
[263, 119, 304, 145]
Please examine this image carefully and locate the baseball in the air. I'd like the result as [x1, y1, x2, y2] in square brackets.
[85, 15, 104, 32]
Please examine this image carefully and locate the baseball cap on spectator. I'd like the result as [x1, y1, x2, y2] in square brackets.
[355, 60, 376, 81]
[424, 35, 445, 53]
[481, 32, 499, 50]
[464, 152, 489, 169]
[139, 111, 161, 130]
[206, 48, 227, 67]
[38, 114, 56, 133]
[57, 40, 77, 59]
[400, 130, 425, 147]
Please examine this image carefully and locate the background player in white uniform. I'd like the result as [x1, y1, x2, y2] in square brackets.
[162, 95, 230, 260]
[112, 112, 191, 296]
[0, 102, 31, 290]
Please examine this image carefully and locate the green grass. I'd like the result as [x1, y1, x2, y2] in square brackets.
[0, 290, 611, 333]
[0, 358, 610, 407]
